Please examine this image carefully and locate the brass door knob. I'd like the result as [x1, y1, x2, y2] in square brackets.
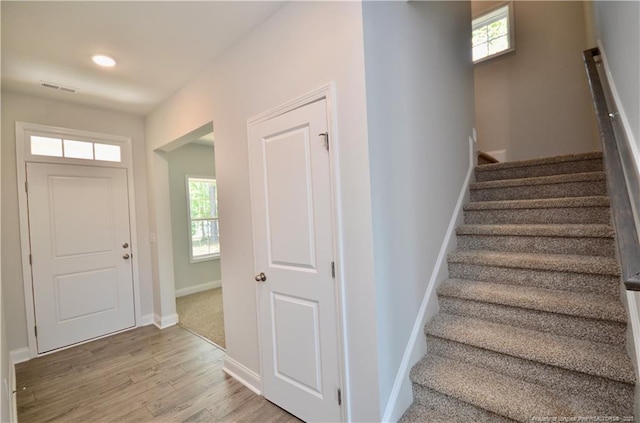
[123, 254, 130, 260]
[254, 272, 266, 282]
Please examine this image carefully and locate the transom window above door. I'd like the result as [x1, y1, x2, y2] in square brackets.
[30, 135, 122, 163]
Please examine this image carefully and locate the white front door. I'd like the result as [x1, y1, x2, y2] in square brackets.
[249, 99, 342, 422]
[27, 163, 135, 353]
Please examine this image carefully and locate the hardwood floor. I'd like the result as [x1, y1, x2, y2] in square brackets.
[16, 325, 302, 423]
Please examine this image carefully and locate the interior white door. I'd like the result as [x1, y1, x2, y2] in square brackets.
[27, 163, 135, 353]
[249, 99, 342, 422]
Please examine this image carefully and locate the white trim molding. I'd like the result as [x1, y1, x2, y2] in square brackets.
[153, 313, 179, 329]
[382, 135, 476, 422]
[9, 349, 30, 366]
[10, 361, 17, 423]
[222, 355, 261, 396]
[175, 280, 222, 298]
[140, 314, 155, 326]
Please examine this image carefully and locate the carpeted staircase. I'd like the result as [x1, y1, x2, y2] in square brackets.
[401, 151, 637, 422]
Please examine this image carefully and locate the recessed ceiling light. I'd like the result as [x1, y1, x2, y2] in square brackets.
[92, 54, 116, 67]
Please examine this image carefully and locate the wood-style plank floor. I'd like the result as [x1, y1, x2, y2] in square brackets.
[16, 325, 302, 423]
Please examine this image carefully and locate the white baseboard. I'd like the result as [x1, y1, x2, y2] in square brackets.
[140, 313, 155, 326]
[222, 355, 261, 395]
[382, 136, 476, 422]
[153, 313, 179, 329]
[9, 348, 30, 366]
[10, 360, 17, 423]
[626, 292, 640, 378]
[175, 280, 222, 298]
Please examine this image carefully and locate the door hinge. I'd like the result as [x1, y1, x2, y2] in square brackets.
[29, 254, 32, 265]
[337, 388, 342, 406]
[319, 132, 329, 151]
[331, 261, 335, 278]
[34, 326, 38, 338]
[25, 182, 28, 193]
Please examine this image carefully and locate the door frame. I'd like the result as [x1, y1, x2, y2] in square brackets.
[246, 82, 349, 422]
[15, 122, 143, 359]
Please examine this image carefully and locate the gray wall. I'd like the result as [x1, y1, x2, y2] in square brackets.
[168, 143, 221, 294]
[473, 1, 599, 160]
[592, 1, 640, 153]
[362, 1, 475, 417]
[0, 91, 152, 352]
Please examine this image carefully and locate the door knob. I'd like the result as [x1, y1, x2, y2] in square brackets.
[254, 272, 267, 282]
[123, 254, 130, 260]
[122, 243, 129, 248]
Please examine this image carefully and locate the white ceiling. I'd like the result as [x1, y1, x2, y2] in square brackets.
[1, 1, 286, 116]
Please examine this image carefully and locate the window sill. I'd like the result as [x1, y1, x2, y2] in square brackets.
[190, 254, 220, 264]
[473, 47, 515, 66]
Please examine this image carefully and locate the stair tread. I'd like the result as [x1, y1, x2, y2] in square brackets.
[456, 224, 614, 238]
[448, 250, 620, 275]
[425, 314, 635, 383]
[470, 171, 605, 190]
[475, 151, 603, 173]
[400, 401, 516, 423]
[464, 196, 610, 210]
[410, 354, 620, 421]
[438, 279, 626, 322]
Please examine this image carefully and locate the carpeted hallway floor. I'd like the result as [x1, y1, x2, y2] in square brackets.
[176, 287, 226, 349]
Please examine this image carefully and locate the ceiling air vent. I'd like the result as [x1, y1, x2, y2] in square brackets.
[39, 81, 77, 93]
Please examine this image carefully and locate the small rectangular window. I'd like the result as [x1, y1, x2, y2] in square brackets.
[31, 136, 63, 157]
[94, 143, 121, 162]
[187, 177, 220, 261]
[64, 139, 94, 160]
[29, 136, 122, 163]
[472, 2, 514, 63]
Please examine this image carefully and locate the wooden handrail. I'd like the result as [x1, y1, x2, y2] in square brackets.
[478, 150, 500, 164]
[583, 47, 640, 291]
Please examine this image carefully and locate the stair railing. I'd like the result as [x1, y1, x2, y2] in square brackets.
[583, 47, 640, 291]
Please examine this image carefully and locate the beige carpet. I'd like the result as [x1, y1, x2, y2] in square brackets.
[176, 287, 226, 349]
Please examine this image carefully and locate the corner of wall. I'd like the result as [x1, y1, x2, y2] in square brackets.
[153, 313, 178, 329]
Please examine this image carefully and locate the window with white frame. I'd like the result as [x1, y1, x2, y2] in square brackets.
[187, 177, 220, 261]
[29, 135, 122, 162]
[472, 2, 515, 63]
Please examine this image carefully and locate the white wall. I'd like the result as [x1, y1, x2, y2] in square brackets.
[0, 91, 153, 352]
[168, 143, 221, 294]
[362, 1, 475, 418]
[1, 22, 12, 416]
[144, 2, 380, 420]
[473, 1, 599, 161]
[591, 0, 640, 415]
[592, 1, 640, 161]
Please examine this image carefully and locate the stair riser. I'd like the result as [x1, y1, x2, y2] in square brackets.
[456, 234, 616, 257]
[411, 384, 516, 423]
[425, 337, 635, 416]
[438, 297, 626, 345]
[447, 263, 620, 297]
[470, 180, 607, 202]
[476, 159, 603, 182]
[463, 207, 611, 225]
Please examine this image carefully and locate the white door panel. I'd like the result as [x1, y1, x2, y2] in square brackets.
[249, 99, 341, 422]
[27, 163, 135, 353]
